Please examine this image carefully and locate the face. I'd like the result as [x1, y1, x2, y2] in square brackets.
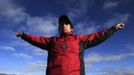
[59, 23, 73, 33]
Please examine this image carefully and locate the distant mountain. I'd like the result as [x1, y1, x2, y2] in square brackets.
[0, 73, 16, 75]
[0, 73, 7, 75]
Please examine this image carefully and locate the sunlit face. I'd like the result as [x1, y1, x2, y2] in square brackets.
[59, 23, 73, 33]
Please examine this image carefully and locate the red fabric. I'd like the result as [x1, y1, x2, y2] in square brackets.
[21, 27, 116, 75]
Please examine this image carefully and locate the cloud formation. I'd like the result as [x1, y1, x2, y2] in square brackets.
[0, 45, 15, 52]
[26, 16, 58, 36]
[13, 53, 33, 60]
[0, 0, 27, 23]
[103, 1, 118, 9]
[104, 13, 130, 27]
[0, 61, 46, 75]
[74, 21, 100, 34]
[85, 52, 134, 68]
[32, 48, 48, 56]
[86, 67, 134, 75]
[0, 0, 58, 36]
[66, 0, 94, 20]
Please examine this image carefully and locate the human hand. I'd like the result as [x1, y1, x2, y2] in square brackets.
[115, 23, 125, 30]
[16, 32, 23, 37]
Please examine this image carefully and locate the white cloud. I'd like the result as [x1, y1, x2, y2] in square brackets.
[26, 61, 47, 71]
[0, 66, 7, 71]
[66, 0, 94, 19]
[75, 22, 100, 34]
[0, 61, 46, 75]
[0, 28, 17, 40]
[102, 0, 131, 10]
[102, 0, 131, 15]
[102, 67, 134, 75]
[0, 0, 58, 36]
[0, 45, 15, 52]
[32, 48, 48, 56]
[86, 67, 134, 75]
[103, 1, 118, 9]
[16, 61, 46, 75]
[26, 16, 58, 36]
[126, 43, 134, 51]
[85, 52, 134, 68]
[104, 13, 130, 27]
[7, 39, 31, 48]
[0, 0, 27, 23]
[13, 53, 33, 60]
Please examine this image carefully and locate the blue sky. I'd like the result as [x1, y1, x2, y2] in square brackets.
[0, 0, 134, 75]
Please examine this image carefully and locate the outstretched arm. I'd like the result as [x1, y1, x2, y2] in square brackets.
[16, 32, 52, 50]
[79, 23, 125, 49]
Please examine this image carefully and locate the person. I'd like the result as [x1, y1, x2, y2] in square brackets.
[16, 15, 125, 75]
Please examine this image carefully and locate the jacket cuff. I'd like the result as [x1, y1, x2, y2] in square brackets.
[110, 26, 118, 32]
[21, 32, 27, 38]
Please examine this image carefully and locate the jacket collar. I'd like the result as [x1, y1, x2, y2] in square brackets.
[60, 32, 73, 37]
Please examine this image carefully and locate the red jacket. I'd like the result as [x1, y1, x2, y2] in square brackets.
[21, 26, 117, 75]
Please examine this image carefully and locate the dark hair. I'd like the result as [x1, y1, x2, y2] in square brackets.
[58, 15, 73, 31]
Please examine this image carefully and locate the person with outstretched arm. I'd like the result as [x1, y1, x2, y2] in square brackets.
[16, 15, 125, 75]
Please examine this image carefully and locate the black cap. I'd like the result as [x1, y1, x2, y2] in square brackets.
[58, 15, 73, 31]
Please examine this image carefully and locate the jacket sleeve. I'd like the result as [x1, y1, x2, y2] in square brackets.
[79, 26, 117, 49]
[21, 33, 52, 50]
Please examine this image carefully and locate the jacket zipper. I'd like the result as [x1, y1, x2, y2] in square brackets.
[62, 37, 66, 53]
